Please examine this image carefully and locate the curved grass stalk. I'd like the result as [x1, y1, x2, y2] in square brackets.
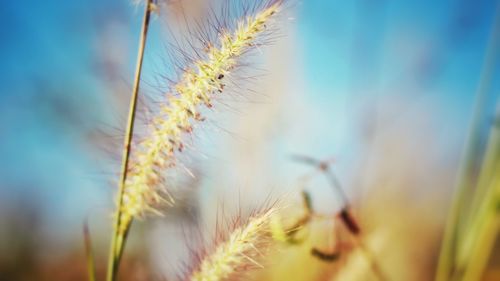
[117, 2, 282, 235]
[461, 154, 499, 281]
[107, 1, 282, 280]
[435, 5, 500, 280]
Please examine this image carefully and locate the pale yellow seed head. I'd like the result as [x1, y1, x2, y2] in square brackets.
[117, 2, 282, 234]
[190, 209, 276, 281]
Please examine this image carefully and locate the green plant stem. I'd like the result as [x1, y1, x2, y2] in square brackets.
[435, 5, 499, 280]
[84, 221, 97, 281]
[462, 176, 500, 281]
[457, 117, 500, 268]
[106, 1, 153, 281]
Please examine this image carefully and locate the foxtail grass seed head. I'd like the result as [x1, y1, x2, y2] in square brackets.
[189, 208, 276, 281]
[117, 1, 283, 235]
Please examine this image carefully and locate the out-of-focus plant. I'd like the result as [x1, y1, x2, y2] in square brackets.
[101, 1, 286, 281]
[268, 155, 388, 281]
[436, 5, 500, 281]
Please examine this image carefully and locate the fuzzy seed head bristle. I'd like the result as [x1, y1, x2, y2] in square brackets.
[117, 2, 282, 234]
[189, 209, 276, 281]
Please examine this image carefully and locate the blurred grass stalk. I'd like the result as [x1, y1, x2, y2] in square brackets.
[458, 126, 499, 281]
[106, 1, 153, 281]
[84, 221, 97, 281]
[436, 4, 500, 281]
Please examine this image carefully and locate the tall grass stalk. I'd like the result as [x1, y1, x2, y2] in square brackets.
[457, 115, 500, 267]
[106, 1, 283, 280]
[112, 0, 282, 243]
[435, 4, 499, 280]
[460, 129, 499, 281]
[84, 221, 97, 281]
[106, 1, 154, 280]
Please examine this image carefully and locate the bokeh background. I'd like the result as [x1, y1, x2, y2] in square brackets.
[0, 0, 499, 280]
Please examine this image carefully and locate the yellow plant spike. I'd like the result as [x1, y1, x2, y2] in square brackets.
[117, 1, 282, 235]
[189, 209, 276, 281]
